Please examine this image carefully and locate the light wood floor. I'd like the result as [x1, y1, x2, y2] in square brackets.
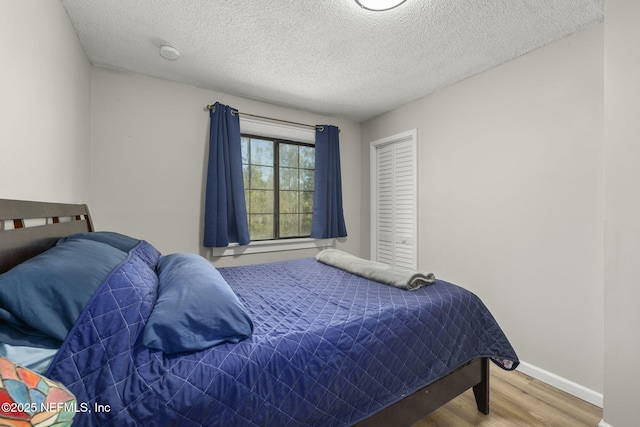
[413, 367, 602, 427]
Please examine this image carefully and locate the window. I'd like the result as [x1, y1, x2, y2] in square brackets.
[241, 135, 315, 240]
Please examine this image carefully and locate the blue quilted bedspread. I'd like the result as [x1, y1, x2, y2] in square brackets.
[46, 242, 518, 426]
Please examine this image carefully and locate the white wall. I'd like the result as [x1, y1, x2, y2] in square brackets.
[0, 0, 91, 203]
[362, 24, 604, 397]
[602, 1, 640, 425]
[90, 67, 362, 265]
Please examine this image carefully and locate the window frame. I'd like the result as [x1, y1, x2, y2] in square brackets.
[242, 134, 315, 241]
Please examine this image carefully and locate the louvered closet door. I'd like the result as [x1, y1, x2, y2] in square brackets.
[376, 143, 395, 265]
[371, 130, 417, 269]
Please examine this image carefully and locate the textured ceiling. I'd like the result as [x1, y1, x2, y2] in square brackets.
[61, 0, 603, 123]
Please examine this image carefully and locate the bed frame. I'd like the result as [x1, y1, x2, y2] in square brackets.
[0, 198, 489, 426]
[0, 199, 93, 273]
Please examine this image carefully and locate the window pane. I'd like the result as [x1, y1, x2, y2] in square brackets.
[251, 139, 274, 166]
[300, 191, 314, 213]
[280, 191, 298, 214]
[243, 164, 249, 188]
[300, 169, 314, 191]
[279, 143, 299, 167]
[250, 190, 274, 214]
[280, 214, 299, 237]
[250, 166, 274, 189]
[241, 137, 249, 164]
[241, 134, 316, 240]
[300, 214, 312, 236]
[249, 214, 274, 240]
[300, 146, 315, 169]
[279, 167, 298, 191]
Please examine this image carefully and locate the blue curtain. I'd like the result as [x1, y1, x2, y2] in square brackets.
[311, 125, 347, 238]
[203, 102, 250, 247]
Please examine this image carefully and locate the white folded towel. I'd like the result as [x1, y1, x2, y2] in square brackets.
[315, 248, 435, 291]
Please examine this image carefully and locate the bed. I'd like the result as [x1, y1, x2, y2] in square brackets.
[0, 199, 518, 426]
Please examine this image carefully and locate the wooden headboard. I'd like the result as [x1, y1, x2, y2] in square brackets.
[0, 199, 93, 273]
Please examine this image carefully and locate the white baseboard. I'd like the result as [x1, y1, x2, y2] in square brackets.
[516, 361, 603, 408]
[599, 420, 613, 427]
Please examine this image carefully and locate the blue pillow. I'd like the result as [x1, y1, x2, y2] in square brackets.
[0, 308, 61, 348]
[58, 231, 140, 252]
[143, 253, 254, 354]
[0, 239, 127, 342]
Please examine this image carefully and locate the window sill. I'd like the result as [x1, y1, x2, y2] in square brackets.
[209, 238, 334, 257]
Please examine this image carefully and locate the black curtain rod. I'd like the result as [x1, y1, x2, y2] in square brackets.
[206, 104, 331, 132]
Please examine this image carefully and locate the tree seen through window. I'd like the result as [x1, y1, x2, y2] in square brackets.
[241, 135, 314, 240]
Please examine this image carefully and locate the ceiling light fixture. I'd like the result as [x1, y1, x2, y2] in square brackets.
[159, 45, 180, 61]
[355, 0, 407, 11]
